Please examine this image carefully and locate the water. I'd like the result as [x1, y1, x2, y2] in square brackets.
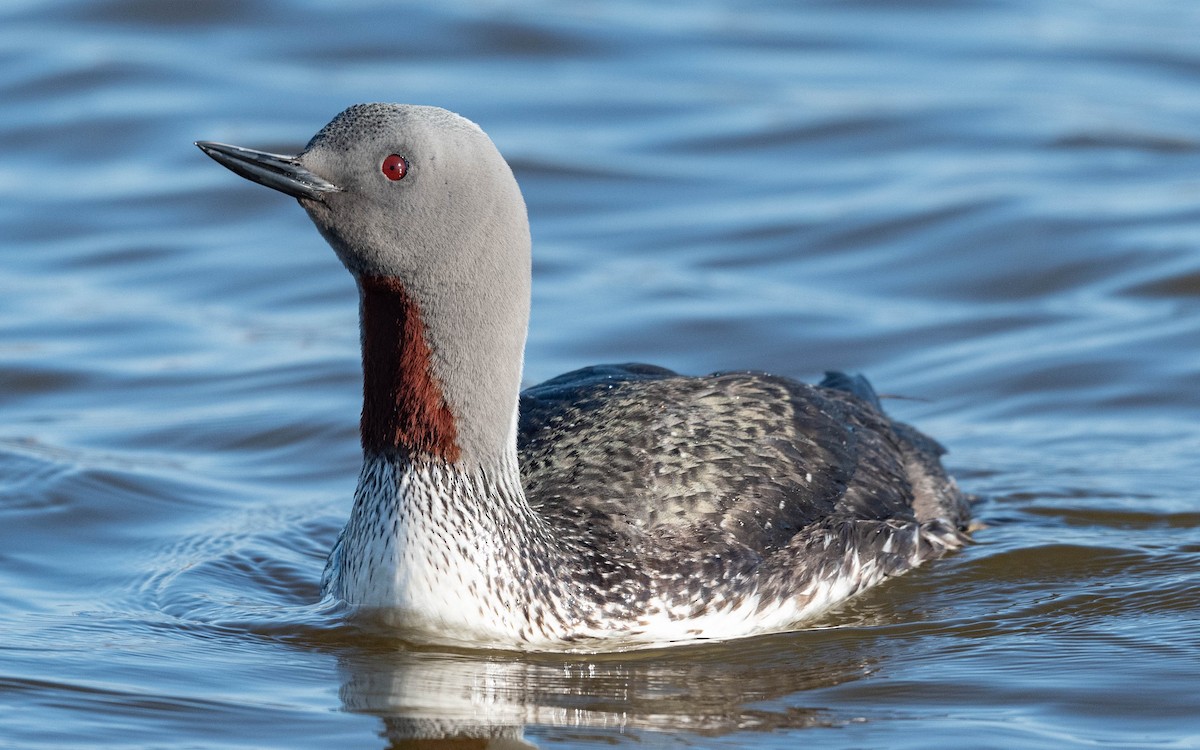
[2, 0, 1199, 747]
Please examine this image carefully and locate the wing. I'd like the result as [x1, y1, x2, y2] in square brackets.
[517, 364, 966, 560]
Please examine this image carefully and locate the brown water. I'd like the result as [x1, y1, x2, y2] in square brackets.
[2, 1, 1199, 747]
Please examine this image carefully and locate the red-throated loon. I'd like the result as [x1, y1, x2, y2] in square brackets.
[197, 103, 971, 652]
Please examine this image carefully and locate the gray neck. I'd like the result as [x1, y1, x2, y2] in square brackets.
[355, 260, 529, 467]
[401, 227, 530, 468]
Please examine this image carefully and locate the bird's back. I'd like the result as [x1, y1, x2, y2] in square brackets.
[517, 364, 970, 587]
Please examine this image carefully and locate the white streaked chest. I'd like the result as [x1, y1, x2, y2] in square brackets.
[325, 458, 563, 643]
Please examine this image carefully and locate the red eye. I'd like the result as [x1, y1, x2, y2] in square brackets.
[382, 154, 408, 181]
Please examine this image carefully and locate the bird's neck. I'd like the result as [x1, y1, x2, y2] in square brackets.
[358, 275, 462, 462]
[339, 276, 561, 634]
[355, 259, 530, 468]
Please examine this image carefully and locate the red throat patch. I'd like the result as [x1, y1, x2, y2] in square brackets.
[358, 275, 461, 462]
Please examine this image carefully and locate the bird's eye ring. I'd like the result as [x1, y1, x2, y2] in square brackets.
[382, 154, 408, 181]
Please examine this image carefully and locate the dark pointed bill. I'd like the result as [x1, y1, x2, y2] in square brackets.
[195, 141, 342, 200]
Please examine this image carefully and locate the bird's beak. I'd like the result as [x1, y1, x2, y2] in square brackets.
[195, 141, 342, 201]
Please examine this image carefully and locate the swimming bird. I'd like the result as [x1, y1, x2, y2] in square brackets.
[196, 104, 970, 651]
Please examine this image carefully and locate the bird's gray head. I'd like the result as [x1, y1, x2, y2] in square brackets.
[198, 104, 532, 468]
[297, 104, 530, 284]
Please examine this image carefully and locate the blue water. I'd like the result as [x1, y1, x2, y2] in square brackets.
[2, 1, 1199, 747]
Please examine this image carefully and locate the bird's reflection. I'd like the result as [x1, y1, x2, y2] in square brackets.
[334, 623, 889, 748]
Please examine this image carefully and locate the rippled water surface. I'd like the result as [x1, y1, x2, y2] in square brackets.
[3, 1, 1200, 747]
